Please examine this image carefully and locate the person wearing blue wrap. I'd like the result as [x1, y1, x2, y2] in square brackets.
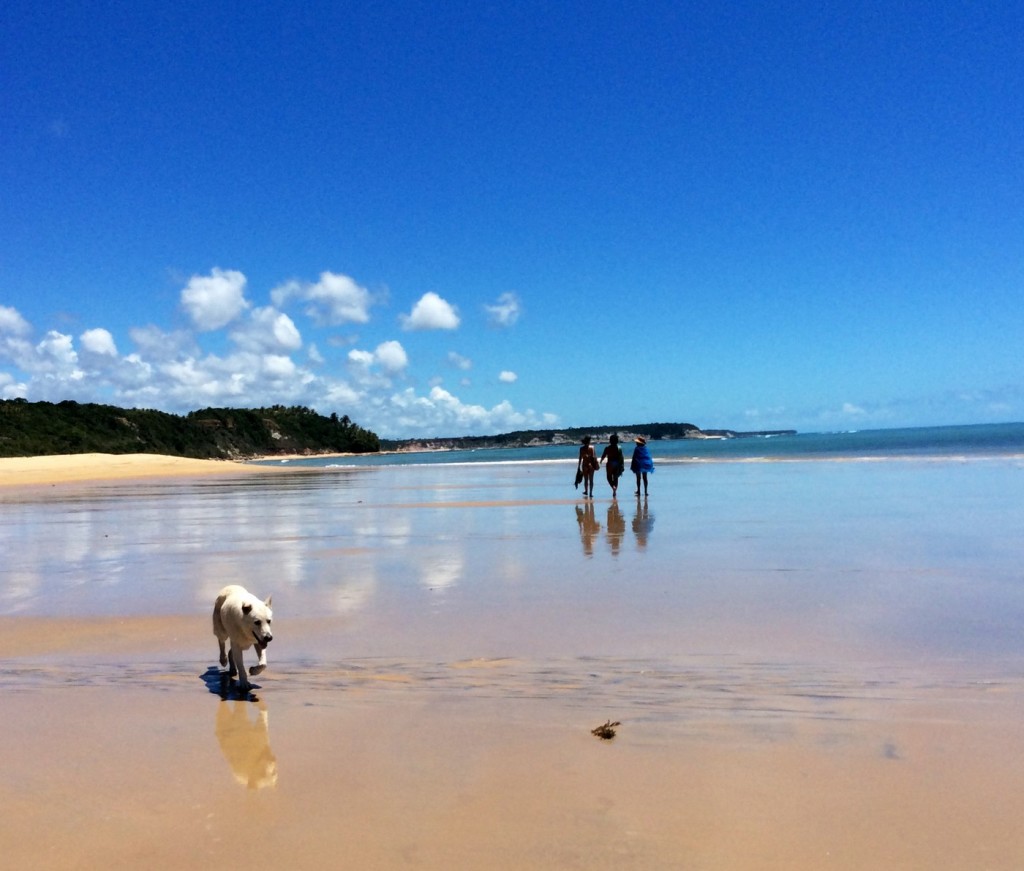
[630, 436, 654, 496]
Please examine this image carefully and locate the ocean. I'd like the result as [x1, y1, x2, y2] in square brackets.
[257, 421, 1024, 469]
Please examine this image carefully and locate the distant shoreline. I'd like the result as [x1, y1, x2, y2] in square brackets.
[385, 428, 798, 453]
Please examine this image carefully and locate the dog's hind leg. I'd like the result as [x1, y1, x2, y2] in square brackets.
[213, 594, 231, 668]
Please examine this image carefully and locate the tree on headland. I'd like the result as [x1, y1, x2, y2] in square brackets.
[0, 399, 380, 458]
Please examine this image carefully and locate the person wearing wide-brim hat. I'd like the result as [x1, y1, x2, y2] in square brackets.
[630, 436, 654, 496]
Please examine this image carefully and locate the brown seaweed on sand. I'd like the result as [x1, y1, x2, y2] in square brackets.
[591, 720, 621, 740]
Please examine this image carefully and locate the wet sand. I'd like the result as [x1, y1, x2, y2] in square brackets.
[3, 454, 1024, 868]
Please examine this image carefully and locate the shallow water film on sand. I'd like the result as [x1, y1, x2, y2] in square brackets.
[2, 456, 1024, 868]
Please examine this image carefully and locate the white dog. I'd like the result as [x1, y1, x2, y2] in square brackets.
[212, 585, 273, 690]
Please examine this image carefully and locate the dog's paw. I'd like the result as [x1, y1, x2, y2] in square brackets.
[249, 664, 266, 676]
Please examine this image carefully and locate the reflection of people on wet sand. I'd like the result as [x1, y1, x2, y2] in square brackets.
[575, 501, 601, 556]
[215, 698, 278, 789]
[600, 433, 625, 498]
[630, 436, 655, 496]
[577, 436, 599, 498]
[605, 500, 626, 555]
[632, 498, 654, 549]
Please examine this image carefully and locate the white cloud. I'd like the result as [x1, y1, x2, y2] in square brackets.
[347, 340, 408, 385]
[129, 325, 198, 360]
[484, 292, 522, 327]
[230, 306, 302, 353]
[400, 292, 460, 331]
[0, 306, 32, 337]
[498, 370, 517, 383]
[80, 328, 118, 357]
[0, 269, 557, 440]
[181, 268, 249, 331]
[377, 385, 553, 438]
[447, 351, 472, 370]
[262, 354, 297, 379]
[374, 340, 408, 373]
[272, 271, 373, 325]
[347, 349, 375, 369]
[0, 306, 36, 371]
[0, 371, 27, 398]
[36, 331, 78, 372]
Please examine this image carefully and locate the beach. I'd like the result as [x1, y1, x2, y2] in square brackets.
[3, 452, 1024, 868]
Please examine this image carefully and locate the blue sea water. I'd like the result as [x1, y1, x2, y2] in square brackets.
[4, 419, 1024, 667]
[258, 422, 1024, 469]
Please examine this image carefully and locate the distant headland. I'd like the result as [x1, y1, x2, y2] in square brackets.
[0, 399, 380, 459]
[382, 423, 796, 453]
[0, 398, 795, 459]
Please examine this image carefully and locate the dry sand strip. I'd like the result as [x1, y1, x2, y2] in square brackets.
[0, 452, 290, 487]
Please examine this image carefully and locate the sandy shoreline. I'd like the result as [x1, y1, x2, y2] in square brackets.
[0, 452, 288, 487]
[4, 455, 1024, 867]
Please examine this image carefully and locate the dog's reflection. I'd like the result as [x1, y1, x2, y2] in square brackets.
[215, 697, 278, 790]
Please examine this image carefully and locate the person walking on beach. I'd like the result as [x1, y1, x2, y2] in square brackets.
[577, 436, 599, 498]
[630, 436, 654, 496]
[600, 433, 625, 498]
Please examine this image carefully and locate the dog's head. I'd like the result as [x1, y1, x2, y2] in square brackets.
[241, 595, 273, 650]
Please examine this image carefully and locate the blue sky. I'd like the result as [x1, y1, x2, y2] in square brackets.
[2, 2, 1022, 438]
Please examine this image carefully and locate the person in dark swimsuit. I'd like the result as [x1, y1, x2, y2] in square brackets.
[599, 433, 625, 498]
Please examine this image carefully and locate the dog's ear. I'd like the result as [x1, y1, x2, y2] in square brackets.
[242, 603, 253, 615]
[264, 595, 272, 608]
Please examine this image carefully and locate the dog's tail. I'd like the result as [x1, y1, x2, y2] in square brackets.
[212, 592, 228, 636]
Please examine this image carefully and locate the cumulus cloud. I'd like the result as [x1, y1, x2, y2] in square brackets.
[498, 370, 517, 383]
[229, 307, 302, 353]
[272, 271, 373, 325]
[374, 340, 408, 373]
[0, 269, 557, 439]
[0, 305, 32, 337]
[348, 349, 375, 369]
[447, 351, 472, 371]
[36, 331, 79, 373]
[400, 292, 460, 331]
[347, 340, 409, 384]
[0, 306, 35, 371]
[484, 292, 522, 327]
[181, 268, 249, 331]
[378, 386, 553, 437]
[0, 370, 27, 398]
[261, 354, 298, 379]
[79, 328, 118, 356]
[128, 325, 198, 361]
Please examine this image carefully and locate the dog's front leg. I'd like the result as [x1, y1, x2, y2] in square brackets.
[230, 644, 250, 689]
[249, 644, 268, 676]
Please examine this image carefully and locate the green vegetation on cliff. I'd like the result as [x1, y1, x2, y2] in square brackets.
[0, 399, 380, 459]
